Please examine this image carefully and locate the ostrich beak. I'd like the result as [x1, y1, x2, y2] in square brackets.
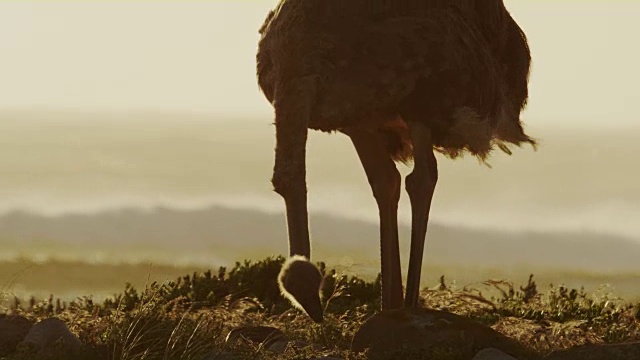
[298, 292, 324, 323]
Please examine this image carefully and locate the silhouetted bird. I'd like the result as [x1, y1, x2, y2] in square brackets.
[257, 0, 536, 322]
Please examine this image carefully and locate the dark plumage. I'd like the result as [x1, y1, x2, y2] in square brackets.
[258, 0, 535, 161]
[257, 0, 536, 321]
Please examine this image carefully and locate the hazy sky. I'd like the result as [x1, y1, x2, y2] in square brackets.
[0, 1, 638, 128]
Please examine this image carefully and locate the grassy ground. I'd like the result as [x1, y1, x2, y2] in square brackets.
[2, 257, 639, 360]
[3, 257, 640, 303]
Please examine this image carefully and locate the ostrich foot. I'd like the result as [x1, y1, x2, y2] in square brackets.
[278, 256, 324, 323]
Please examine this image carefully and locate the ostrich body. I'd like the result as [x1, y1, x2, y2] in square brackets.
[257, 0, 535, 322]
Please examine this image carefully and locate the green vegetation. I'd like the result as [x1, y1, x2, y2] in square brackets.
[2, 257, 639, 360]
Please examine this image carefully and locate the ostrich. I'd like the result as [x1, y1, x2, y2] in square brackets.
[256, 0, 535, 323]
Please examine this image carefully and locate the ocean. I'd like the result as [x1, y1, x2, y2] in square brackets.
[2, 111, 639, 238]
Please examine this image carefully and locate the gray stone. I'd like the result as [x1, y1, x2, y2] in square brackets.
[544, 342, 640, 360]
[473, 348, 519, 360]
[351, 309, 539, 360]
[224, 325, 325, 355]
[267, 339, 320, 354]
[21, 318, 81, 357]
[0, 314, 33, 356]
[202, 349, 238, 360]
[225, 325, 285, 346]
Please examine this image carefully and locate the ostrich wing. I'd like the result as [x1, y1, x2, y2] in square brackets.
[256, 2, 533, 158]
[258, 6, 503, 124]
[317, 12, 502, 125]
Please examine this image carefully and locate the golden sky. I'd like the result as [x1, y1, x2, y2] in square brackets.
[0, 1, 638, 128]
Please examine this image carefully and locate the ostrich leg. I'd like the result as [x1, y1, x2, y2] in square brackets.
[272, 78, 324, 322]
[403, 121, 438, 308]
[346, 129, 403, 309]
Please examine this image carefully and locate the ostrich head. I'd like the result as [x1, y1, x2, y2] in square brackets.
[278, 256, 324, 323]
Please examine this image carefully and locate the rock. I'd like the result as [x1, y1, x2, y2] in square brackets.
[544, 342, 640, 360]
[266, 339, 320, 354]
[225, 326, 285, 346]
[473, 348, 519, 360]
[224, 325, 324, 355]
[202, 349, 238, 360]
[0, 314, 33, 356]
[21, 318, 82, 358]
[351, 308, 539, 360]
